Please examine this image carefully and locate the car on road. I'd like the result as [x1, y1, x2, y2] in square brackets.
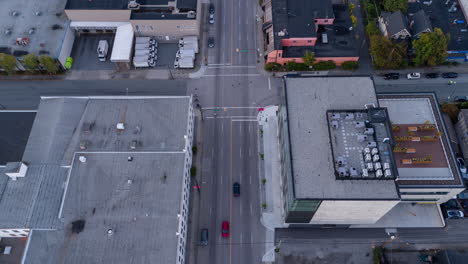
[384, 73, 400, 80]
[457, 157, 467, 174]
[407, 72, 421, 80]
[442, 72, 458, 78]
[200, 228, 208, 246]
[208, 37, 215, 48]
[447, 209, 464, 219]
[221, 221, 229, 238]
[209, 14, 215, 24]
[209, 4, 215, 14]
[233, 182, 240, 197]
[454, 96, 468, 102]
[425, 72, 439, 79]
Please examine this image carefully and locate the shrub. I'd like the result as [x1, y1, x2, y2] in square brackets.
[192, 146, 197, 155]
[285, 61, 308, 71]
[262, 178, 266, 184]
[366, 22, 380, 36]
[190, 166, 197, 177]
[441, 103, 460, 123]
[22, 53, 39, 72]
[262, 203, 267, 209]
[302, 51, 316, 67]
[38, 55, 59, 74]
[341, 61, 359, 70]
[264, 62, 282, 72]
[350, 14, 357, 27]
[0, 53, 17, 75]
[260, 153, 264, 160]
[313, 60, 336, 71]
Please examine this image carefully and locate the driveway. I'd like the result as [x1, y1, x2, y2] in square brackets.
[70, 34, 116, 70]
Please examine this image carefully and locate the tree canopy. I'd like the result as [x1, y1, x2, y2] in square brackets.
[369, 34, 407, 69]
[383, 0, 407, 12]
[22, 53, 39, 72]
[412, 28, 449, 67]
[0, 53, 17, 75]
[302, 51, 315, 67]
[39, 55, 59, 74]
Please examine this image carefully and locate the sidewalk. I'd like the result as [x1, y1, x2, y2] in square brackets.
[257, 106, 288, 263]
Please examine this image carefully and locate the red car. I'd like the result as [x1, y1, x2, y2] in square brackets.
[221, 221, 229, 238]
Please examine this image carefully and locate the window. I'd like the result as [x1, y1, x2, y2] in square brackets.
[82, 29, 90, 33]
[324, 19, 328, 23]
[293, 40, 297, 43]
[96, 29, 104, 33]
[402, 198, 439, 201]
[307, 40, 312, 43]
[400, 192, 449, 195]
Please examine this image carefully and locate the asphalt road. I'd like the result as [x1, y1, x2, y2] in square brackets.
[374, 75, 468, 102]
[0, 80, 187, 109]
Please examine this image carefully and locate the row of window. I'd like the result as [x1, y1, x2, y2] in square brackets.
[400, 192, 449, 195]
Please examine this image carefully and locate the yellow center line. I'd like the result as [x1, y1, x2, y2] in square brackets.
[229, 119, 233, 264]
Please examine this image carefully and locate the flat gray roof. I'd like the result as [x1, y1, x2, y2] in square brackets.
[0, 112, 36, 165]
[0, 0, 68, 58]
[284, 77, 399, 200]
[24, 152, 185, 264]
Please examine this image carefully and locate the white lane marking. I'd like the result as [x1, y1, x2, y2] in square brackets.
[240, 147, 242, 158]
[250, 173, 252, 184]
[249, 146, 251, 157]
[206, 116, 256, 119]
[221, 122, 224, 133]
[249, 123, 251, 133]
[250, 203, 253, 214]
[240, 232, 243, 243]
[268, 78, 272, 90]
[202, 74, 261, 77]
[240, 203, 242, 216]
[251, 233, 253, 244]
[221, 173, 223, 185]
[239, 122, 242, 134]
[202, 107, 259, 109]
[210, 207, 212, 217]
[211, 148, 214, 160]
[231, 119, 257, 122]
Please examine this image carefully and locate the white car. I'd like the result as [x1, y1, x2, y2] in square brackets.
[407, 72, 421, 79]
[209, 14, 214, 24]
[457, 157, 467, 174]
[447, 210, 464, 219]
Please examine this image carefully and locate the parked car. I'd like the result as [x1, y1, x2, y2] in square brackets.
[200, 228, 208, 246]
[457, 157, 467, 174]
[454, 96, 468, 102]
[447, 209, 464, 219]
[209, 4, 215, 14]
[425, 72, 439, 79]
[407, 72, 421, 80]
[442, 72, 458, 78]
[209, 14, 215, 24]
[221, 221, 229, 238]
[233, 182, 240, 197]
[208, 37, 215, 48]
[384, 73, 400, 80]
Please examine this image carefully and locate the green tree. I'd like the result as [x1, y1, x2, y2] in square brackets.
[302, 51, 315, 67]
[313, 60, 336, 71]
[369, 35, 407, 69]
[383, 0, 407, 12]
[350, 14, 357, 28]
[366, 22, 380, 36]
[285, 61, 308, 71]
[264, 62, 282, 72]
[341, 61, 359, 70]
[39, 55, 59, 74]
[22, 53, 39, 72]
[412, 28, 449, 67]
[363, 0, 378, 20]
[0, 53, 17, 75]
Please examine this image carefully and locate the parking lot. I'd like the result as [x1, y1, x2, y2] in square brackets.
[154, 43, 179, 68]
[70, 34, 116, 70]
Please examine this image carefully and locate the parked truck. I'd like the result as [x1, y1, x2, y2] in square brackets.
[135, 43, 156, 52]
[97, 40, 109, 62]
[174, 56, 194, 69]
[133, 56, 156, 68]
[135, 37, 157, 46]
[178, 36, 198, 45]
[178, 41, 198, 53]
[176, 49, 196, 59]
[135, 49, 156, 58]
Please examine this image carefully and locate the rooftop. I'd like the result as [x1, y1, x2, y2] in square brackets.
[378, 94, 463, 186]
[24, 152, 185, 264]
[284, 76, 399, 200]
[0, 96, 192, 263]
[0, 0, 68, 58]
[271, 0, 334, 50]
[66, 0, 197, 13]
[0, 112, 36, 165]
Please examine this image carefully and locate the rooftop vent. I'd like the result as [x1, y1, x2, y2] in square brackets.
[29, 28, 35, 35]
[35, 11, 42, 16]
[10, 11, 20, 17]
[130, 140, 138, 150]
[4, 162, 28, 181]
[82, 122, 94, 133]
[79, 156, 87, 163]
[128, 0, 140, 10]
[117, 122, 125, 131]
[79, 140, 89, 150]
[4, 29, 11, 35]
[71, 220, 85, 234]
[107, 229, 114, 236]
[187, 11, 196, 19]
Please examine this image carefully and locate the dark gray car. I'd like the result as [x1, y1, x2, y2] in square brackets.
[200, 228, 208, 246]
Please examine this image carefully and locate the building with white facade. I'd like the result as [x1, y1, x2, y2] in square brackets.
[275, 76, 464, 228]
[0, 96, 194, 264]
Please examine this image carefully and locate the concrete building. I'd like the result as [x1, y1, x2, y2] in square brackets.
[271, 76, 464, 227]
[0, 96, 194, 264]
[262, 0, 359, 66]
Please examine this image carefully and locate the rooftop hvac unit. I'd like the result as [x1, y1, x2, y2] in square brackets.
[373, 154, 380, 162]
[367, 141, 377, 148]
[366, 163, 374, 172]
[331, 120, 339, 129]
[331, 113, 341, 120]
[130, 140, 138, 150]
[128, 0, 140, 10]
[79, 140, 89, 150]
[345, 113, 354, 120]
[187, 11, 196, 19]
[371, 148, 379, 155]
[117, 123, 125, 131]
[364, 128, 374, 135]
[350, 167, 358, 177]
[364, 153, 372, 162]
[82, 122, 94, 133]
[383, 162, 390, 170]
[355, 121, 365, 128]
[363, 147, 371, 154]
[376, 169, 383, 178]
[384, 169, 392, 177]
[362, 168, 369, 177]
[336, 156, 346, 166]
[374, 162, 382, 170]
